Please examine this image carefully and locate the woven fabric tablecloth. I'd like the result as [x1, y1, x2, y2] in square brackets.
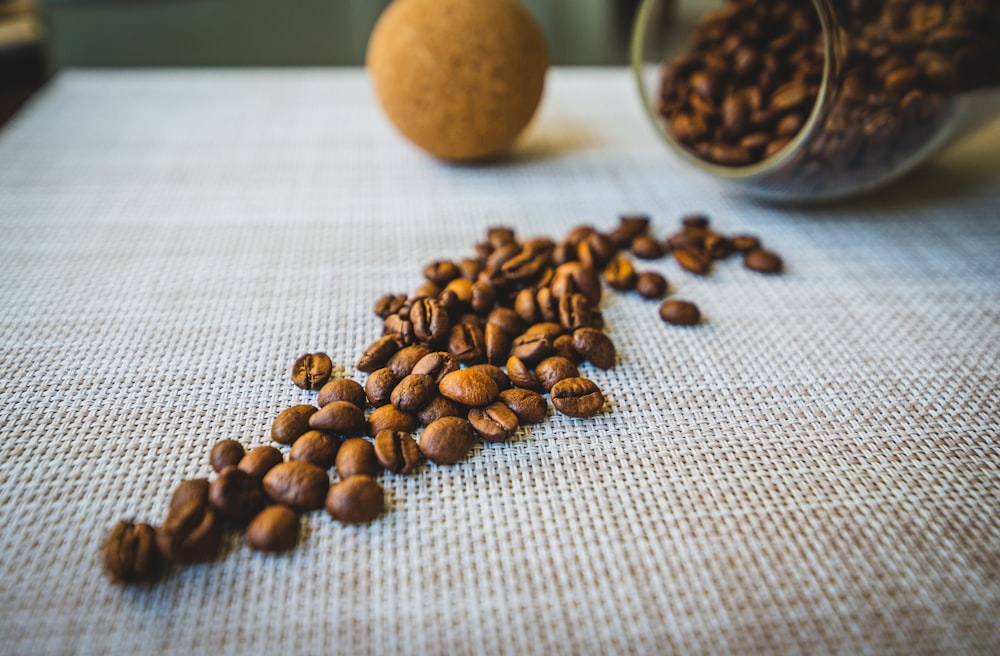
[0, 69, 998, 655]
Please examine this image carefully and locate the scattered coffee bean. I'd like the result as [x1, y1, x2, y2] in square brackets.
[156, 499, 222, 564]
[326, 475, 385, 524]
[357, 335, 402, 372]
[419, 416, 474, 465]
[208, 466, 265, 524]
[550, 377, 605, 418]
[291, 352, 333, 390]
[317, 378, 367, 409]
[744, 248, 783, 274]
[391, 373, 437, 413]
[386, 344, 432, 379]
[209, 439, 245, 474]
[271, 404, 318, 445]
[289, 430, 340, 469]
[309, 400, 366, 436]
[367, 404, 419, 436]
[104, 520, 162, 584]
[630, 234, 664, 260]
[374, 293, 407, 319]
[438, 368, 499, 407]
[417, 395, 465, 425]
[262, 461, 330, 512]
[466, 363, 511, 392]
[572, 327, 616, 370]
[238, 445, 284, 482]
[505, 355, 544, 393]
[365, 367, 397, 407]
[468, 402, 520, 443]
[635, 272, 668, 299]
[168, 478, 209, 512]
[373, 430, 421, 474]
[534, 356, 580, 392]
[245, 505, 300, 553]
[498, 388, 548, 424]
[335, 437, 380, 479]
[659, 299, 701, 326]
[604, 255, 637, 291]
[411, 351, 460, 383]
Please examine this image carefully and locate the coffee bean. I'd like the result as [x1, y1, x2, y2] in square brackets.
[447, 322, 487, 365]
[245, 505, 300, 553]
[659, 299, 701, 326]
[603, 255, 637, 291]
[552, 333, 582, 363]
[208, 466, 264, 523]
[309, 400, 366, 436]
[498, 388, 548, 424]
[335, 437, 380, 479]
[289, 430, 340, 469]
[271, 404, 318, 445]
[386, 344, 432, 379]
[551, 262, 601, 305]
[411, 351, 460, 383]
[635, 272, 668, 299]
[367, 404, 418, 436]
[419, 416, 475, 465]
[410, 297, 450, 344]
[291, 352, 333, 390]
[209, 439, 245, 474]
[423, 260, 460, 285]
[484, 322, 512, 365]
[374, 293, 407, 319]
[470, 280, 496, 314]
[731, 234, 760, 253]
[468, 402, 520, 443]
[413, 280, 440, 300]
[486, 307, 525, 337]
[438, 368, 498, 407]
[357, 335, 402, 373]
[391, 373, 437, 413]
[262, 461, 329, 512]
[382, 313, 415, 345]
[558, 293, 592, 332]
[104, 520, 162, 584]
[326, 475, 385, 523]
[317, 378, 367, 409]
[630, 234, 664, 260]
[156, 499, 222, 564]
[510, 328, 556, 365]
[505, 354, 544, 393]
[365, 367, 397, 407]
[168, 478, 209, 514]
[572, 327, 616, 370]
[373, 430, 421, 474]
[466, 363, 511, 392]
[550, 377, 605, 418]
[673, 247, 711, 275]
[744, 248, 783, 273]
[417, 395, 465, 425]
[609, 213, 651, 248]
[238, 445, 284, 482]
[534, 356, 580, 392]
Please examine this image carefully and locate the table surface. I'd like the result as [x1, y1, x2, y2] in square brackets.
[1, 68, 998, 655]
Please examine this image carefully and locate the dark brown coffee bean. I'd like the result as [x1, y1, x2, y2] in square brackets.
[534, 356, 581, 392]
[423, 260, 460, 285]
[365, 367, 397, 407]
[413, 280, 441, 300]
[104, 520, 162, 584]
[238, 445, 284, 482]
[609, 213, 650, 248]
[317, 378, 367, 409]
[710, 143, 753, 166]
[367, 404, 418, 436]
[550, 377, 605, 418]
[289, 430, 340, 469]
[630, 234, 664, 260]
[468, 402, 520, 443]
[484, 322, 511, 365]
[731, 234, 761, 253]
[411, 351, 460, 383]
[659, 299, 701, 326]
[326, 475, 384, 523]
[505, 354, 544, 393]
[673, 247, 711, 275]
[417, 395, 465, 425]
[459, 257, 483, 281]
[386, 344, 432, 379]
[558, 293, 592, 332]
[514, 287, 541, 324]
[410, 297, 450, 344]
[744, 248, 783, 273]
[486, 307, 525, 336]
[776, 112, 804, 137]
[572, 327, 616, 370]
[705, 234, 733, 261]
[551, 262, 601, 305]
[271, 404, 318, 445]
[579, 231, 617, 268]
[604, 255, 637, 291]
[470, 280, 496, 314]
[501, 246, 547, 282]
[498, 388, 547, 424]
[335, 437, 380, 479]
[552, 333, 582, 363]
[309, 400, 366, 436]
[357, 335, 401, 373]
[534, 287, 559, 323]
[262, 461, 329, 512]
[168, 478, 209, 514]
[383, 314, 415, 345]
[209, 439, 245, 474]
[510, 329, 556, 365]
[419, 416, 475, 465]
[438, 368, 499, 407]
[635, 272, 668, 299]
[374, 293, 407, 319]
[447, 322, 486, 365]
[291, 352, 333, 390]
[208, 466, 264, 523]
[563, 224, 596, 247]
[157, 500, 222, 564]
[390, 373, 436, 413]
[246, 505, 300, 553]
[373, 430, 421, 474]
[467, 363, 511, 392]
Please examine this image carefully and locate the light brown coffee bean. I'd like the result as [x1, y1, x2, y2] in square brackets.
[505, 355, 544, 393]
[411, 351, 460, 383]
[673, 247, 711, 275]
[209, 439, 245, 474]
[498, 388, 548, 424]
[410, 297, 450, 344]
[659, 299, 701, 326]
[356, 335, 401, 372]
[262, 461, 329, 512]
[374, 293, 407, 319]
[486, 307, 525, 337]
[335, 437, 380, 479]
[167, 478, 209, 514]
[468, 402, 520, 443]
[552, 333, 582, 363]
[572, 327, 616, 370]
[309, 400, 366, 436]
[208, 466, 264, 524]
[238, 445, 284, 482]
[550, 377, 606, 418]
[420, 416, 475, 465]
[373, 430, 421, 474]
[438, 369, 499, 407]
[367, 404, 418, 436]
[103, 520, 162, 584]
[365, 367, 397, 407]
[466, 363, 511, 392]
[604, 255, 637, 291]
[535, 356, 581, 392]
[326, 475, 385, 524]
[289, 430, 340, 469]
[291, 352, 333, 390]
[391, 373, 437, 413]
[484, 322, 511, 365]
[423, 259, 460, 285]
[246, 505, 300, 553]
[317, 378, 367, 409]
[271, 404, 318, 445]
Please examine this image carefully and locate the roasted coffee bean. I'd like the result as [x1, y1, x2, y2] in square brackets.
[484, 322, 511, 365]
[659, 299, 701, 326]
[423, 260, 460, 285]
[417, 395, 464, 425]
[326, 475, 385, 524]
[238, 445, 284, 482]
[510, 329, 556, 365]
[365, 367, 397, 407]
[438, 368, 498, 407]
[374, 293, 408, 319]
[635, 272, 668, 299]
[470, 280, 496, 314]
[550, 377, 606, 418]
[386, 344, 432, 379]
[467, 363, 511, 392]
[411, 351, 460, 383]
[534, 356, 581, 392]
[501, 245, 547, 282]
[442, 277, 475, 308]
[208, 466, 264, 523]
[563, 224, 596, 247]
[419, 416, 475, 465]
[157, 500, 222, 564]
[579, 232, 617, 269]
[514, 287, 542, 324]
[309, 401, 366, 436]
[104, 520, 162, 584]
[609, 213, 650, 248]
[209, 439, 245, 474]
[391, 373, 437, 413]
[289, 430, 340, 469]
[631, 234, 664, 260]
[357, 335, 402, 372]
[410, 297, 450, 344]
[447, 322, 486, 365]
[246, 505, 300, 553]
[373, 430, 421, 474]
[316, 378, 365, 409]
[262, 461, 329, 512]
[673, 247, 711, 275]
[704, 234, 734, 260]
[552, 334, 582, 363]
[168, 478, 209, 514]
[271, 404, 318, 445]
[367, 404, 419, 436]
[335, 437, 380, 479]
[551, 262, 601, 305]
[744, 248, 783, 273]
[558, 293, 592, 332]
[498, 388, 548, 424]
[468, 402, 520, 443]
[604, 255, 638, 291]
[486, 307, 525, 337]
[291, 352, 333, 390]
[731, 234, 761, 253]
[572, 327, 616, 370]
[505, 354, 544, 393]
[459, 257, 484, 281]
[413, 280, 440, 300]
[534, 287, 560, 323]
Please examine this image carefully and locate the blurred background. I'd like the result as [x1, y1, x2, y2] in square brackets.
[0, 0, 644, 125]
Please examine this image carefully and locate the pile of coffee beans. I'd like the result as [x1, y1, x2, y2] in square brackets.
[103, 213, 782, 584]
[656, 0, 1000, 195]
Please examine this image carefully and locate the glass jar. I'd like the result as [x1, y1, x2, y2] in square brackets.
[631, 0, 1000, 201]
